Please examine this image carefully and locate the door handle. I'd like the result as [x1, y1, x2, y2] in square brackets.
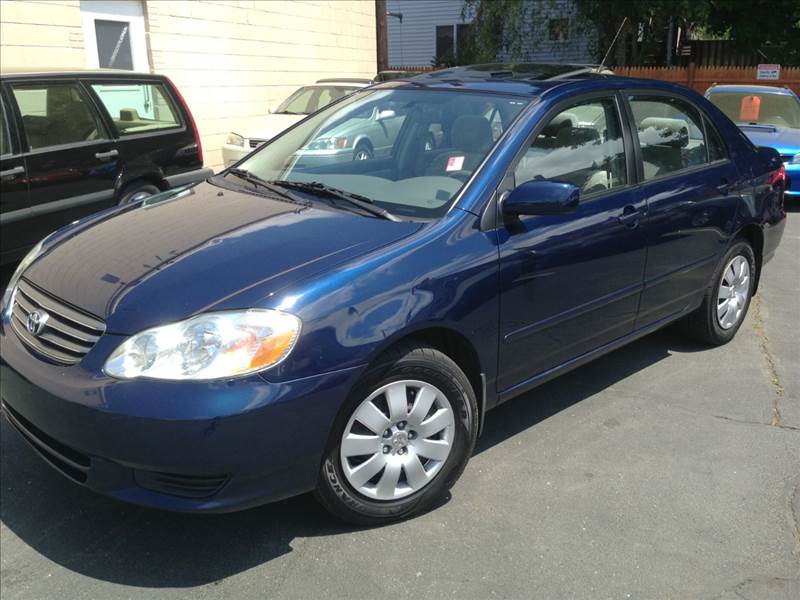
[94, 149, 119, 160]
[716, 179, 730, 195]
[617, 205, 640, 226]
[0, 165, 25, 178]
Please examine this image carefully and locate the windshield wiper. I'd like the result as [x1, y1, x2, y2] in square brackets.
[269, 180, 400, 221]
[226, 168, 309, 205]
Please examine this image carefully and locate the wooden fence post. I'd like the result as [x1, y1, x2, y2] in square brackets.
[687, 62, 696, 90]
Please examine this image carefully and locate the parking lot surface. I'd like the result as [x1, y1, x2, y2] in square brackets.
[1, 212, 798, 600]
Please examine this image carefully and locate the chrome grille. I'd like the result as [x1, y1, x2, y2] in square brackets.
[10, 279, 105, 365]
[249, 138, 266, 148]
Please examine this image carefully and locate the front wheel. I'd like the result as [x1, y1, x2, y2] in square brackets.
[315, 342, 477, 525]
[684, 240, 756, 345]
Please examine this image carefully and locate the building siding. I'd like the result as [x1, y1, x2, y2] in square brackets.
[0, 0, 377, 170]
[386, 0, 596, 68]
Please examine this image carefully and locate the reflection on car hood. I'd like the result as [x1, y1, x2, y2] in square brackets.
[244, 113, 304, 140]
[738, 124, 800, 155]
[24, 182, 421, 334]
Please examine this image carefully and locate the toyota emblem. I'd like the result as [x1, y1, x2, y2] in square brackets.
[26, 310, 49, 337]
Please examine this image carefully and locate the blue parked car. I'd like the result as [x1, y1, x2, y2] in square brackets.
[705, 84, 800, 199]
[0, 65, 787, 524]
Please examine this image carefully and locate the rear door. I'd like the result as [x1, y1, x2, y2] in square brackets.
[0, 90, 30, 262]
[9, 79, 120, 246]
[625, 93, 742, 327]
[87, 78, 200, 184]
[496, 93, 647, 392]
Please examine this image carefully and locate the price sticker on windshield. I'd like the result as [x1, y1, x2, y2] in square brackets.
[446, 156, 465, 171]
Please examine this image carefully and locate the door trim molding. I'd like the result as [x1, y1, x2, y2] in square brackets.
[0, 189, 113, 225]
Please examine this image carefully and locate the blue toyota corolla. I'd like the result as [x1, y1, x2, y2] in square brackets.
[705, 84, 800, 199]
[0, 66, 787, 524]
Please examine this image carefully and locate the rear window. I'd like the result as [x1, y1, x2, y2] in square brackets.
[12, 83, 107, 150]
[91, 82, 182, 135]
[707, 91, 800, 129]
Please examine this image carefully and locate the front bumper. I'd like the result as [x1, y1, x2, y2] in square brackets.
[0, 324, 362, 513]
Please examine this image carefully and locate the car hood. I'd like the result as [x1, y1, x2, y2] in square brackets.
[24, 182, 421, 334]
[245, 113, 305, 140]
[738, 124, 800, 155]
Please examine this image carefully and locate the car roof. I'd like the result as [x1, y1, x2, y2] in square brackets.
[371, 63, 689, 98]
[0, 67, 164, 79]
[706, 84, 797, 96]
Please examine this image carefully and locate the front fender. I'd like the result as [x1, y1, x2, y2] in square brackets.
[261, 209, 501, 391]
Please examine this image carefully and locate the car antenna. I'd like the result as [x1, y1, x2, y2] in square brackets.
[598, 17, 628, 72]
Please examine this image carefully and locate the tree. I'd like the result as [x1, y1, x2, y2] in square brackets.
[463, 0, 800, 67]
[704, 0, 800, 65]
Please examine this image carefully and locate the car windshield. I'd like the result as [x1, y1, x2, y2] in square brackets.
[708, 91, 800, 129]
[236, 88, 530, 219]
[274, 85, 359, 115]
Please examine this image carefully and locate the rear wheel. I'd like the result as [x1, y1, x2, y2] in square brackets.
[118, 182, 160, 205]
[352, 141, 373, 161]
[315, 342, 477, 525]
[684, 240, 756, 345]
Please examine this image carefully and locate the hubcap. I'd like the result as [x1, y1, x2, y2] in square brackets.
[354, 150, 370, 161]
[717, 255, 750, 330]
[340, 380, 455, 501]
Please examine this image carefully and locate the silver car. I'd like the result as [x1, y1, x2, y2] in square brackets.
[222, 79, 370, 167]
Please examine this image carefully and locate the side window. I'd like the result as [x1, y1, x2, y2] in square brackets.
[12, 83, 107, 150]
[514, 97, 627, 194]
[0, 98, 11, 156]
[705, 118, 727, 161]
[629, 95, 708, 180]
[91, 82, 180, 135]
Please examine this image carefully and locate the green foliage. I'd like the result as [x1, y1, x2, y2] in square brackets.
[464, 0, 800, 67]
[704, 0, 800, 65]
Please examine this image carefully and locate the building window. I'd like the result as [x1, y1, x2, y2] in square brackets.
[80, 0, 150, 71]
[548, 18, 569, 41]
[436, 25, 455, 59]
[94, 19, 134, 69]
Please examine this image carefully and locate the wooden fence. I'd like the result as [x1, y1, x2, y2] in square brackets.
[615, 65, 800, 95]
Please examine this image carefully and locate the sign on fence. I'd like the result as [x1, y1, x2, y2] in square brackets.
[756, 64, 780, 81]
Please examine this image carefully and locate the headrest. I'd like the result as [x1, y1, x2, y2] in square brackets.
[542, 112, 575, 137]
[451, 115, 493, 152]
[119, 108, 140, 121]
[640, 117, 689, 148]
[556, 126, 600, 148]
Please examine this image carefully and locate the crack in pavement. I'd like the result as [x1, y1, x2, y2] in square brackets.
[711, 414, 800, 432]
[751, 294, 785, 427]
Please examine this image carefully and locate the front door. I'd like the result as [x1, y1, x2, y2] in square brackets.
[497, 94, 647, 393]
[9, 80, 120, 247]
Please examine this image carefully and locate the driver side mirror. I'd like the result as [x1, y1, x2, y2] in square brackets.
[501, 180, 580, 216]
[377, 109, 396, 121]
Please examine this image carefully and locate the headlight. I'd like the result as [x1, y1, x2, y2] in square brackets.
[306, 137, 348, 150]
[2, 238, 47, 319]
[104, 309, 301, 380]
[226, 133, 244, 147]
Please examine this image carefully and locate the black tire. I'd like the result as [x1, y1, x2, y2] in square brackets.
[315, 341, 478, 525]
[352, 141, 373, 161]
[684, 239, 756, 345]
[118, 183, 160, 205]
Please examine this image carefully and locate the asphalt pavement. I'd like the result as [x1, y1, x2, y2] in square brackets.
[1, 211, 798, 600]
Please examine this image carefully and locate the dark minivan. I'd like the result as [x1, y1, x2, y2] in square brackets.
[0, 69, 212, 265]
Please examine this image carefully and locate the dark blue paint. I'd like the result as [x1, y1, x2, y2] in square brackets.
[0, 76, 787, 512]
